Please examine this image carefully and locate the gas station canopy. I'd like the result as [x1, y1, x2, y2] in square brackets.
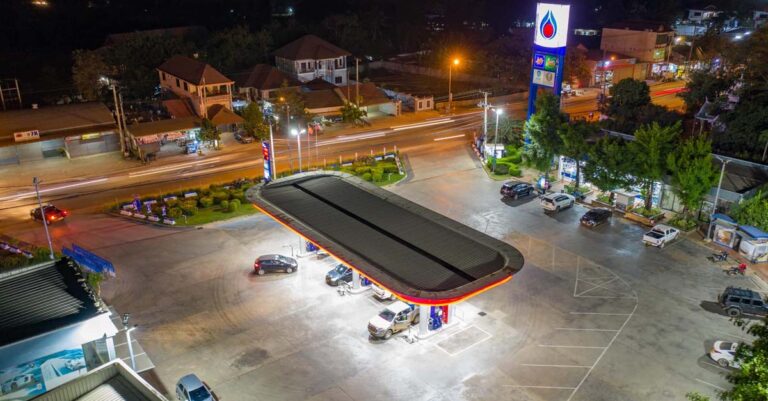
[247, 172, 524, 305]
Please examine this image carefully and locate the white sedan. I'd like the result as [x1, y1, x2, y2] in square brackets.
[709, 341, 740, 368]
[540, 193, 575, 213]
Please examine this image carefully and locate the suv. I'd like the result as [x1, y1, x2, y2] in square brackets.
[540, 193, 575, 212]
[254, 254, 298, 275]
[719, 286, 768, 317]
[367, 301, 419, 339]
[325, 264, 353, 286]
[500, 181, 535, 199]
[31, 204, 68, 223]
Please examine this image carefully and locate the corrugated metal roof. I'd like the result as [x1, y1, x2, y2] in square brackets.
[0, 260, 104, 347]
[75, 376, 152, 401]
[248, 172, 524, 303]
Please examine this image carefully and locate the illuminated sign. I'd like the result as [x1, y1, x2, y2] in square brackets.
[653, 48, 666, 61]
[13, 130, 40, 142]
[81, 133, 101, 140]
[532, 69, 556, 87]
[534, 3, 570, 49]
[262, 140, 272, 181]
[533, 53, 558, 72]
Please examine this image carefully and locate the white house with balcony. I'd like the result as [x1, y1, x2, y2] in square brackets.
[157, 55, 235, 119]
[273, 35, 351, 85]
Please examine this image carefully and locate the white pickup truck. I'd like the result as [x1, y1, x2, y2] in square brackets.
[642, 224, 679, 248]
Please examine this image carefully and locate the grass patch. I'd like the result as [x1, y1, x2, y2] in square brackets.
[175, 204, 259, 226]
[375, 173, 405, 186]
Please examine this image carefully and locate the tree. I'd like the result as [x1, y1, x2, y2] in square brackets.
[628, 122, 681, 210]
[666, 135, 718, 218]
[205, 25, 265, 72]
[583, 136, 633, 202]
[497, 118, 525, 147]
[559, 120, 597, 188]
[275, 80, 309, 129]
[732, 191, 768, 232]
[340, 101, 368, 125]
[606, 78, 651, 116]
[524, 92, 567, 174]
[199, 118, 220, 144]
[680, 71, 733, 115]
[72, 50, 114, 101]
[241, 102, 269, 140]
[564, 47, 592, 88]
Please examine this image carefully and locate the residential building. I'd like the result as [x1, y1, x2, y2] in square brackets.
[600, 21, 674, 78]
[585, 48, 644, 88]
[0, 102, 119, 164]
[687, 5, 720, 23]
[233, 64, 301, 102]
[273, 35, 351, 85]
[676, 5, 739, 36]
[754, 6, 768, 27]
[157, 55, 235, 119]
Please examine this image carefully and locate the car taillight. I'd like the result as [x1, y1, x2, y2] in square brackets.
[254, 262, 260, 268]
[61, 210, 68, 216]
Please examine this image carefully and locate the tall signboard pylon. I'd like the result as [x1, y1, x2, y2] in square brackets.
[527, 3, 570, 119]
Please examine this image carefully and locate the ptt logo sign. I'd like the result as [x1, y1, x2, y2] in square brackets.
[534, 3, 570, 49]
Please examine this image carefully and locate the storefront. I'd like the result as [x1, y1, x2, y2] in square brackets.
[738, 226, 768, 263]
[126, 117, 201, 161]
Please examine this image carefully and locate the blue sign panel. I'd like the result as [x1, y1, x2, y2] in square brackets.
[262, 141, 272, 182]
[63, 244, 115, 276]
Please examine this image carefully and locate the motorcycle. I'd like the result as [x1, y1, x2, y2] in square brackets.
[710, 251, 729, 262]
[726, 264, 747, 276]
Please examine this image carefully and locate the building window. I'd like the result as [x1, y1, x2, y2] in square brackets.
[162, 72, 166, 80]
[335, 76, 342, 84]
[175, 78, 180, 87]
[183, 82, 188, 91]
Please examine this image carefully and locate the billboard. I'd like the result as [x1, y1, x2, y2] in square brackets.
[0, 348, 86, 401]
[534, 3, 570, 49]
[262, 141, 272, 181]
[532, 69, 556, 87]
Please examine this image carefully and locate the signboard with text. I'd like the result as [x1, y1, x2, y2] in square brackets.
[13, 130, 40, 142]
[532, 69, 556, 87]
[534, 3, 571, 49]
[528, 3, 570, 119]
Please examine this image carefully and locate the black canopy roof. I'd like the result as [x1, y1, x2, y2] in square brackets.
[247, 172, 524, 304]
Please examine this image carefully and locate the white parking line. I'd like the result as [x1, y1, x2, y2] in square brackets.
[555, 328, 619, 332]
[433, 134, 465, 141]
[695, 378, 726, 391]
[520, 364, 591, 368]
[569, 312, 632, 316]
[702, 361, 731, 372]
[503, 385, 576, 390]
[537, 344, 606, 349]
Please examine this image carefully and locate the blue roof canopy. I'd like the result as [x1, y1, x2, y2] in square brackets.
[739, 225, 768, 239]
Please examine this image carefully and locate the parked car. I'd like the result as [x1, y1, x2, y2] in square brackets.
[580, 208, 612, 228]
[367, 301, 419, 339]
[540, 193, 575, 212]
[719, 286, 768, 317]
[30, 204, 68, 223]
[500, 181, 535, 199]
[1, 374, 35, 394]
[642, 224, 679, 248]
[709, 341, 741, 368]
[234, 132, 254, 144]
[176, 374, 214, 401]
[325, 264, 353, 286]
[254, 254, 298, 275]
[372, 284, 396, 301]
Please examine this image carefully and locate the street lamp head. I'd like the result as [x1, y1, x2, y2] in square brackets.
[279, 97, 285, 102]
[453, 58, 460, 66]
[291, 128, 298, 136]
[495, 108, 504, 115]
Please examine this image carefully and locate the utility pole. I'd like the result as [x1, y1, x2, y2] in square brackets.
[706, 157, 730, 241]
[492, 108, 503, 173]
[268, 122, 277, 180]
[111, 84, 125, 155]
[481, 91, 489, 146]
[118, 92, 129, 155]
[33, 177, 55, 260]
[355, 58, 360, 106]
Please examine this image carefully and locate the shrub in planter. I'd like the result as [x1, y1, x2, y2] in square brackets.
[168, 207, 183, 219]
[381, 164, 399, 174]
[212, 191, 230, 204]
[493, 163, 510, 175]
[165, 198, 179, 208]
[508, 164, 522, 177]
[340, 167, 355, 175]
[371, 168, 384, 182]
[180, 201, 198, 216]
[229, 199, 241, 212]
[220, 200, 229, 210]
[230, 190, 245, 203]
[199, 197, 214, 208]
[355, 166, 371, 176]
[362, 172, 372, 181]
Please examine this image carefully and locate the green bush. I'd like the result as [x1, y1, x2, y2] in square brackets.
[230, 190, 246, 203]
[493, 163, 510, 175]
[340, 167, 355, 175]
[212, 191, 230, 204]
[381, 164, 399, 174]
[164, 198, 179, 208]
[220, 200, 229, 210]
[370, 167, 383, 181]
[362, 172, 372, 181]
[229, 199, 241, 212]
[355, 166, 371, 176]
[0, 254, 27, 270]
[169, 207, 183, 219]
[507, 164, 522, 176]
[199, 197, 214, 208]
[180, 200, 198, 216]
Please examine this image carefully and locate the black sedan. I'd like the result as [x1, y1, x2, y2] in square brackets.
[30, 205, 68, 223]
[254, 254, 298, 275]
[580, 208, 612, 228]
[500, 181, 535, 199]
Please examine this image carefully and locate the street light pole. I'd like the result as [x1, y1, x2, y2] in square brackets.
[492, 109, 503, 173]
[448, 58, 459, 114]
[706, 157, 730, 241]
[268, 122, 277, 180]
[292, 128, 305, 172]
[32, 177, 55, 260]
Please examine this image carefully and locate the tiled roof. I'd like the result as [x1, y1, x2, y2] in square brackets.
[0, 259, 105, 347]
[338, 83, 392, 106]
[208, 104, 244, 125]
[273, 34, 351, 60]
[233, 64, 300, 90]
[158, 55, 232, 85]
[302, 89, 344, 110]
[304, 77, 338, 91]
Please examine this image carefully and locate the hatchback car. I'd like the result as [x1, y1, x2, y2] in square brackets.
[325, 264, 353, 286]
[580, 208, 611, 227]
[500, 181, 535, 199]
[254, 254, 298, 275]
[709, 341, 741, 368]
[540, 193, 575, 212]
[31, 204, 68, 223]
[176, 374, 214, 401]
